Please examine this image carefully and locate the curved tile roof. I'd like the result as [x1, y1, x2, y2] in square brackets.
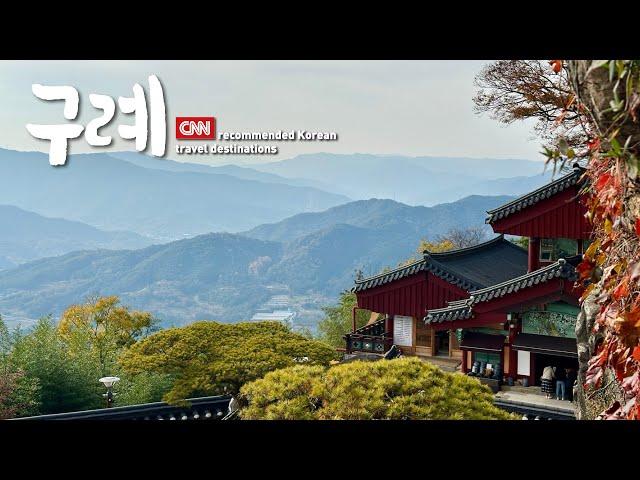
[353, 235, 528, 293]
[424, 256, 580, 325]
[353, 258, 427, 292]
[486, 166, 586, 224]
[11, 395, 233, 421]
[426, 235, 528, 288]
[424, 299, 474, 323]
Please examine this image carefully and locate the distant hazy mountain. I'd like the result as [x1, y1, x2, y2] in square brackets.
[245, 195, 514, 244]
[0, 149, 349, 241]
[0, 205, 151, 269]
[253, 153, 551, 205]
[0, 195, 513, 327]
[0, 233, 283, 327]
[255, 195, 515, 289]
[109, 151, 338, 193]
[115, 151, 553, 205]
[266, 223, 384, 294]
[430, 174, 554, 204]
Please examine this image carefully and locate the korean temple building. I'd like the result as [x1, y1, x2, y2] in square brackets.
[345, 164, 590, 388]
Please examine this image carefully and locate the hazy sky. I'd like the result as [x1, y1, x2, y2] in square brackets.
[0, 60, 543, 165]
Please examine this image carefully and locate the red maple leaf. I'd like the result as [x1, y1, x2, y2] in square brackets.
[596, 172, 612, 192]
[627, 306, 640, 327]
[613, 276, 630, 301]
[550, 60, 563, 73]
[576, 259, 595, 282]
[635, 218, 640, 238]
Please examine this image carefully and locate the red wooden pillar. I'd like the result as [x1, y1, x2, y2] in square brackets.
[528, 237, 540, 272]
[385, 315, 394, 341]
[507, 317, 520, 380]
[509, 347, 517, 381]
[529, 352, 536, 387]
[461, 349, 468, 373]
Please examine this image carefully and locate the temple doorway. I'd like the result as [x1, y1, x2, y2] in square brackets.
[435, 331, 450, 357]
[533, 353, 578, 386]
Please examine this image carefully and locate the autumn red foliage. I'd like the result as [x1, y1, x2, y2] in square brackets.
[474, 59, 640, 419]
[574, 62, 640, 418]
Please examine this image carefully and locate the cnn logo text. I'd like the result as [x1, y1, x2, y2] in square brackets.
[175, 117, 216, 140]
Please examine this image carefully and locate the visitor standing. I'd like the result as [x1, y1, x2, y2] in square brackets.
[555, 365, 566, 400]
[541, 365, 555, 399]
[566, 367, 577, 402]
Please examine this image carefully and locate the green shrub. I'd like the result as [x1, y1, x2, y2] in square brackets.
[120, 321, 337, 403]
[240, 357, 515, 420]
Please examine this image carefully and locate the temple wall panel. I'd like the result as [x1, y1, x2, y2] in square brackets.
[491, 187, 591, 239]
[356, 272, 467, 319]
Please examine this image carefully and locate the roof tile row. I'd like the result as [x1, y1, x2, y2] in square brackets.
[353, 235, 525, 293]
[424, 257, 579, 325]
[486, 166, 585, 224]
[352, 259, 426, 292]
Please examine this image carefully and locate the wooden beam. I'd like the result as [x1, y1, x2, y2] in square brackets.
[430, 313, 507, 331]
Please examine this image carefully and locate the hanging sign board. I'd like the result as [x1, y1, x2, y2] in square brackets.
[393, 316, 413, 347]
[517, 350, 531, 376]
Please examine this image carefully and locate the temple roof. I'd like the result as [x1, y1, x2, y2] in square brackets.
[426, 235, 528, 289]
[485, 166, 586, 225]
[11, 395, 233, 421]
[424, 256, 580, 325]
[353, 258, 427, 292]
[353, 235, 527, 293]
[424, 299, 475, 323]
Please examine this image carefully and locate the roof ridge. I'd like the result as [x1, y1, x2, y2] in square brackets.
[427, 301, 470, 313]
[485, 167, 586, 223]
[486, 167, 584, 214]
[354, 233, 511, 286]
[424, 256, 580, 325]
[353, 234, 529, 294]
[445, 299, 470, 306]
[424, 256, 483, 290]
[354, 257, 425, 285]
[501, 238, 528, 253]
[468, 258, 568, 296]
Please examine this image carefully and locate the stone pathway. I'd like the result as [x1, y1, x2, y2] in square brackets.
[495, 389, 576, 414]
[417, 355, 461, 372]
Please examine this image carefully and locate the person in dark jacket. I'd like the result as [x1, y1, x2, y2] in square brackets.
[555, 365, 567, 400]
[565, 367, 577, 402]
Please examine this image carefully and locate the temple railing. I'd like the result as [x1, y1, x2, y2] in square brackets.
[344, 318, 392, 354]
[355, 317, 387, 336]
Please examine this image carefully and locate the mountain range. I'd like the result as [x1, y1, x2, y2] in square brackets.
[0, 149, 349, 241]
[244, 195, 507, 244]
[108, 151, 336, 192]
[0, 147, 554, 329]
[251, 153, 553, 205]
[0, 147, 553, 244]
[0, 205, 152, 269]
[0, 195, 514, 328]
